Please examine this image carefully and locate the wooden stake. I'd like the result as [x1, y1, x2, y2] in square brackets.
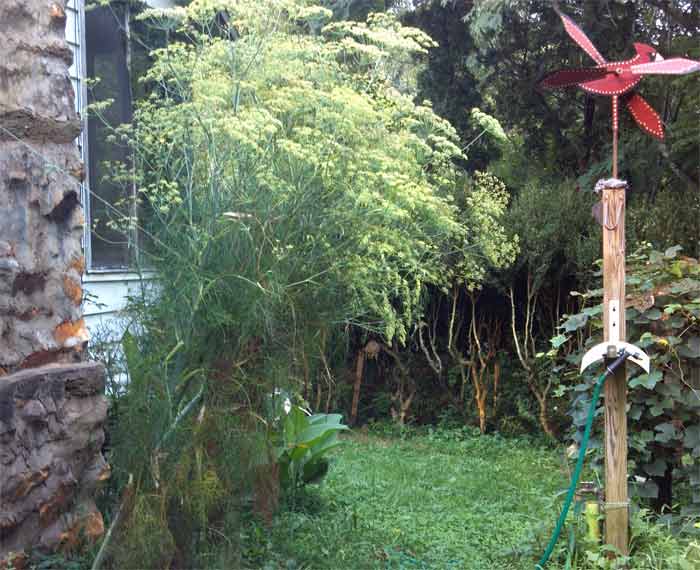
[602, 184, 629, 555]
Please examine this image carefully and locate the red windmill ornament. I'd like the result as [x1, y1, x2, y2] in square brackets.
[540, 9, 700, 176]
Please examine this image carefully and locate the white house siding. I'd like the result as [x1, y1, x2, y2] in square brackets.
[65, 0, 172, 339]
[82, 272, 152, 332]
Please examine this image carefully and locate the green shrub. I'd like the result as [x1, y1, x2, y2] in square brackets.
[112, 494, 175, 570]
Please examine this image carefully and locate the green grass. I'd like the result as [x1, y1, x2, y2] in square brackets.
[253, 430, 567, 569]
[244, 429, 700, 570]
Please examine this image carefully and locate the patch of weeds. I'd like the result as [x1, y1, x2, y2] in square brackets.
[519, 504, 700, 569]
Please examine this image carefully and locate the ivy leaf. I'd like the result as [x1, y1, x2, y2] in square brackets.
[632, 479, 659, 499]
[670, 278, 700, 295]
[643, 458, 667, 477]
[561, 313, 588, 332]
[654, 422, 678, 443]
[629, 405, 643, 421]
[648, 397, 665, 417]
[582, 306, 602, 317]
[644, 308, 662, 321]
[629, 370, 662, 390]
[638, 332, 654, 348]
[678, 336, 700, 359]
[685, 425, 700, 450]
[639, 430, 654, 443]
[550, 334, 569, 349]
[656, 381, 682, 400]
[663, 304, 682, 315]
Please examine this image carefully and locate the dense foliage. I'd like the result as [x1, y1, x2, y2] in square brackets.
[74, 0, 700, 568]
[554, 246, 700, 515]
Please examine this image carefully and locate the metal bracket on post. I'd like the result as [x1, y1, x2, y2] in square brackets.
[581, 300, 650, 373]
[580, 342, 650, 374]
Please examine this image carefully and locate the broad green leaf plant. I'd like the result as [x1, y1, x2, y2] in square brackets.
[275, 407, 349, 489]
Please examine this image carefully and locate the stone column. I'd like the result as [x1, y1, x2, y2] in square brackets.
[0, 0, 108, 560]
[0, 363, 109, 558]
[0, 0, 88, 373]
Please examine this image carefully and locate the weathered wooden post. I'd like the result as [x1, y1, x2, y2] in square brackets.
[600, 178, 629, 554]
[582, 176, 650, 556]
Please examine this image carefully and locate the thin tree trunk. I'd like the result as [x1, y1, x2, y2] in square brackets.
[473, 366, 487, 434]
[315, 379, 322, 411]
[532, 378, 555, 438]
[350, 350, 365, 425]
[301, 345, 309, 401]
[492, 361, 500, 417]
[318, 343, 333, 414]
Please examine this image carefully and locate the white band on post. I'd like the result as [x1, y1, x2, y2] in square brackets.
[608, 299, 620, 343]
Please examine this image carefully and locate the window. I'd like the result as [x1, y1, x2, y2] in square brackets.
[84, 3, 135, 270]
[67, 0, 137, 271]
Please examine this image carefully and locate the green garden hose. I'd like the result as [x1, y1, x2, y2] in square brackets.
[536, 349, 630, 569]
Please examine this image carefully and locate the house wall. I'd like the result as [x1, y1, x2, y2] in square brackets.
[65, 0, 173, 339]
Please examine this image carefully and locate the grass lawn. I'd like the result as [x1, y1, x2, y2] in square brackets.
[257, 429, 566, 569]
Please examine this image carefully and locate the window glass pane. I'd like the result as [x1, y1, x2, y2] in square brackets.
[85, 4, 133, 269]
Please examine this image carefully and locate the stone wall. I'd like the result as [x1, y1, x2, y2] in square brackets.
[0, 363, 108, 558]
[0, 0, 88, 374]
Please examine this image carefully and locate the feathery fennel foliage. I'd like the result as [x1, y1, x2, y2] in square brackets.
[101, 1, 515, 565]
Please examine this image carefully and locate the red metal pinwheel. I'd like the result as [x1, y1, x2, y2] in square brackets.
[540, 8, 700, 176]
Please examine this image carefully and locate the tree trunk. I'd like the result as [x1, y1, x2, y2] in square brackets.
[471, 364, 487, 434]
[533, 385, 555, 439]
[476, 392, 487, 434]
[492, 361, 500, 416]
